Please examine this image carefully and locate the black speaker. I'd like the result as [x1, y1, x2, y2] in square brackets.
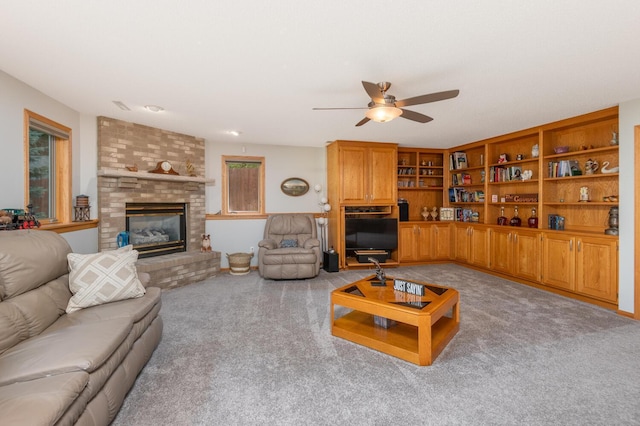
[398, 199, 409, 222]
[323, 251, 339, 272]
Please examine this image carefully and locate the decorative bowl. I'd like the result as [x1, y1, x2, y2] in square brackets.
[554, 146, 569, 154]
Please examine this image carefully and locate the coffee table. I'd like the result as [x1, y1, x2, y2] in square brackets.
[331, 275, 459, 366]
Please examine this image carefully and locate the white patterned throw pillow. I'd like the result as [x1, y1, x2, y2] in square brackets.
[66, 246, 145, 313]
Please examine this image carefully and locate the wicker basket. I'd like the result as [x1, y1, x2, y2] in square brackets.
[226, 252, 253, 275]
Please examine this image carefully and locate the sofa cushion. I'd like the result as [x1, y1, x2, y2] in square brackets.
[0, 371, 89, 426]
[0, 317, 132, 387]
[66, 249, 145, 313]
[0, 276, 70, 355]
[261, 248, 317, 264]
[0, 230, 72, 301]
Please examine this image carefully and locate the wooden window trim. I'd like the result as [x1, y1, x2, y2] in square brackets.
[24, 109, 72, 224]
[221, 155, 265, 216]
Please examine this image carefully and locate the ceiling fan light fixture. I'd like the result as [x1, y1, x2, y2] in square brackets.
[365, 105, 403, 123]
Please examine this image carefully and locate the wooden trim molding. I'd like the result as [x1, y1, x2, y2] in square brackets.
[38, 219, 99, 234]
[635, 125, 640, 320]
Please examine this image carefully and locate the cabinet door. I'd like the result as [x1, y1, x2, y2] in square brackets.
[398, 224, 417, 262]
[469, 226, 490, 268]
[415, 223, 432, 261]
[490, 228, 512, 274]
[576, 237, 618, 303]
[453, 225, 469, 262]
[432, 224, 451, 260]
[542, 234, 575, 291]
[339, 145, 367, 203]
[513, 230, 541, 281]
[369, 145, 397, 204]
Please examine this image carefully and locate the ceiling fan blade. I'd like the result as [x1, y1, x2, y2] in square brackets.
[312, 107, 368, 110]
[399, 109, 433, 123]
[362, 81, 385, 103]
[355, 117, 370, 127]
[395, 89, 460, 108]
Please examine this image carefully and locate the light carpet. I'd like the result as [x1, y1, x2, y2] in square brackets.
[112, 264, 640, 425]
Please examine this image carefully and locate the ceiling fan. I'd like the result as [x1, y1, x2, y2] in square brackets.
[313, 81, 459, 127]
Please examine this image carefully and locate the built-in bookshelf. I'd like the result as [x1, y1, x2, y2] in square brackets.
[485, 131, 541, 225]
[447, 145, 486, 223]
[397, 148, 445, 221]
[540, 109, 619, 234]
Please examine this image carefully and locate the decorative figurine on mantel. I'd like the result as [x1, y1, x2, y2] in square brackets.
[185, 159, 196, 177]
[421, 207, 430, 221]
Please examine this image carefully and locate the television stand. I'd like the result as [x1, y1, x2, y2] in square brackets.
[345, 256, 399, 269]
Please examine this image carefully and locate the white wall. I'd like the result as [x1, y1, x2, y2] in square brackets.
[618, 100, 639, 314]
[0, 69, 98, 253]
[205, 141, 327, 267]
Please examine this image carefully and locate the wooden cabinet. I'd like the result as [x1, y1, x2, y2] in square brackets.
[328, 141, 397, 205]
[326, 141, 398, 269]
[490, 227, 541, 281]
[542, 233, 617, 303]
[454, 224, 490, 268]
[398, 223, 431, 262]
[576, 236, 618, 302]
[432, 223, 452, 260]
[399, 222, 452, 263]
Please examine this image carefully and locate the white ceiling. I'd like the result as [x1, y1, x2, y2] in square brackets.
[2, 1, 640, 149]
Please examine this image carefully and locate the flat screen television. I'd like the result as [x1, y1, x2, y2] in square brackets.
[344, 218, 398, 251]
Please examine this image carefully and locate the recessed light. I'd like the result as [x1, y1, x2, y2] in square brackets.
[145, 105, 164, 113]
[226, 130, 241, 136]
[113, 101, 131, 111]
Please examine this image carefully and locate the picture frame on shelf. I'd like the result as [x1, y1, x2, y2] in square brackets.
[439, 207, 455, 221]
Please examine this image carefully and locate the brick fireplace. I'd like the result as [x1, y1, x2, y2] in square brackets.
[97, 117, 219, 289]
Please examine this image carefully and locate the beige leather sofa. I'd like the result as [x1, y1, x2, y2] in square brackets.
[258, 214, 321, 279]
[0, 230, 162, 425]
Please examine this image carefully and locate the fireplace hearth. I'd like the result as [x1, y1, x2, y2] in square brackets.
[126, 202, 187, 258]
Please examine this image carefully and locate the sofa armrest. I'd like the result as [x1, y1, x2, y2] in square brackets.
[138, 272, 152, 288]
[258, 239, 277, 250]
[303, 238, 320, 249]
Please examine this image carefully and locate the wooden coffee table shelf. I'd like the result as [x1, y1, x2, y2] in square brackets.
[331, 275, 459, 366]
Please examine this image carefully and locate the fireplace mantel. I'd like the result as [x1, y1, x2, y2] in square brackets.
[98, 169, 214, 185]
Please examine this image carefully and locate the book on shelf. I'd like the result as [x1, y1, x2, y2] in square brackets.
[449, 151, 468, 170]
[448, 188, 485, 203]
[490, 165, 522, 182]
[548, 214, 565, 230]
[548, 160, 580, 178]
[452, 172, 471, 186]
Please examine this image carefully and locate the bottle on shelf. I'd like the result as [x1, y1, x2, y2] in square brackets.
[509, 205, 522, 227]
[527, 207, 538, 228]
[497, 206, 508, 226]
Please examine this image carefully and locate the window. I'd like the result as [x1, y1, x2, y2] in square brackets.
[222, 156, 265, 215]
[24, 110, 72, 223]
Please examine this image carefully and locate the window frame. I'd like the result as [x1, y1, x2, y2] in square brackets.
[221, 155, 265, 216]
[23, 109, 72, 224]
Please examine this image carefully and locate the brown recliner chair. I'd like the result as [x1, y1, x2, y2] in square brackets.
[258, 214, 321, 279]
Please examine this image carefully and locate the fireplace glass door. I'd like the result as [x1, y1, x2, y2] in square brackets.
[126, 203, 187, 258]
